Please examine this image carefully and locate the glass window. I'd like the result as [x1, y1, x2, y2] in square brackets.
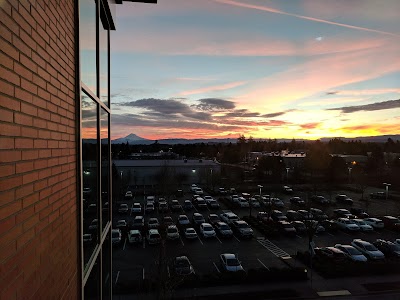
[82, 92, 99, 269]
[101, 109, 110, 230]
[99, 2, 109, 106]
[84, 256, 100, 299]
[80, 0, 97, 93]
[102, 229, 111, 300]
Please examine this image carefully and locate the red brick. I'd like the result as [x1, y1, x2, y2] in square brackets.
[0, 164, 15, 177]
[0, 107, 14, 122]
[14, 113, 33, 126]
[0, 149, 21, 162]
[21, 149, 39, 160]
[15, 183, 34, 199]
[0, 176, 23, 193]
[0, 64, 20, 86]
[21, 102, 38, 117]
[15, 138, 34, 149]
[0, 199, 22, 219]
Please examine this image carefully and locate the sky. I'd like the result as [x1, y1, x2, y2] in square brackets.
[110, 0, 400, 140]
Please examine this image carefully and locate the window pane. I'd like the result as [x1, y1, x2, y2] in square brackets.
[80, 0, 97, 93]
[84, 256, 100, 299]
[101, 109, 110, 229]
[82, 92, 99, 269]
[102, 229, 111, 300]
[99, 4, 109, 106]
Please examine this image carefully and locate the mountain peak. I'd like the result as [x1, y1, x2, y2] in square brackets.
[125, 133, 148, 141]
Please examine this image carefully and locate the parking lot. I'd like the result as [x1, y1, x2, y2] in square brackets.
[110, 184, 400, 291]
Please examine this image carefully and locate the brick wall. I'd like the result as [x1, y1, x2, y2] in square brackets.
[0, 1, 79, 299]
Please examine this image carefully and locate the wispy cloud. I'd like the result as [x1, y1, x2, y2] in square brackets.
[191, 98, 236, 111]
[179, 81, 247, 96]
[215, 0, 400, 37]
[327, 99, 400, 113]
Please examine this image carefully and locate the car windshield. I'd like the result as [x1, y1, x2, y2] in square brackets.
[150, 234, 160, 239]
[179, 216, 187, 220]
[226, 258, 240, 266]
[345, 247, 361, 255]
[389, 244, 400, 251]
[112, 232, 120, 238]
[149, 219, 157, 224]
[238, 223, 249, 228]
[364, 244, 377, 251]
[194, 216, 203, 220]
[203, 226, 213, 231]
[176, 259, 189, 268]
[167, 228, 177, 233]
[186, 229, 195, 234]
[282, 223, 293, 228]
[220, 225, 230, 230]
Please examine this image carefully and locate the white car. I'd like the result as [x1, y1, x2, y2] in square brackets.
[193, 187, 204, 195]
[199, 223, 216, 238]
[351, 239, 385, 260]
[335, 218, 360, 231]
[166, 225, 180, 240]
[128, 230, 142, 244]
[363, 218, 384, 229]
[178, 215, 190, 226]
[335, 244, 367, 262]
[125, 191, 133, 199]
[192, 213, 205, 225]
[184, 227, 198, 239]
[204, 195, 214, 203]
[214, 222, 233, 237]
[147, 229, 161, 245]
[352, 219, 373, 231]
[220, 253, 244, 272]
[220, 212, 239, 224]
[131, 203, 142, 214]
[250, 198, 260, 208]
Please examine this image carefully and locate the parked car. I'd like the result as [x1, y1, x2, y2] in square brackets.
[335, 244, 367, 262]
[89, 219, 98, 230]
[370, 192, 386, 199]
[147, 217, 160, 229]
[147, 229, 161, 245]
[214, 222, 233, 238]
[271, 210, 287, 222]
[116, 219, 128, 230]
[118, 203, 129, 214]
[333, 208, 353, 218]
[193, 187, 204, 195]
[128, 230, 142, 244]
[352, 219, 373, 232]
[336, 218, 360, 232]
[351, 239, 385, 260]
[162, 216, 174, 227]
[192, 213, 206, 225]
[194, 197, 208, 210]
[83, 233, 93, 245]
[170, 200, 182, 212]
[166, 225, 180, 240]
[335, 194, 354, 205]
[373, 239, 400, 258]
[178, 215, 190, 226]
[183, 200, 194, 211]
[145, 202, 155, 213]
[350, 207, 369, 218]
[158, 201, 168, 213]
[111, 229, 122, 246]
[311, 195, 330, 205]
[283, 185, 293, 194]
[220, 253, 244, 272]
[291, 221, 307, 234]
[174, 256, 194, 275]
[220, 212, 239, 224]
[184, 227, 198, 239]
[286, 210, 303, 221]
[321, 219, 340, 232]
[382, 216, 400, 231]
[297, 210, 313, 220]
[310, 208, 328, 221]
[208, 199, 220, 209]
[277, 221, 296, 236]
[131, 203, 142, 214]
[289, 197, 305, 207]
[218, 187, 227, 195]
[131, 216, 145, 230]
[231, 220, 253, 238]
[364, 218, 384, 229]
[249, 198, 261, 208]
[199, 223, 216, 238]
[271, 198, 285, 208]
[124, 191, 133, 199]
[314, 247, 347, 262]
[190, 184, 198, 192]
[208, 214, 220, 226]
[237, 197, 250, 208]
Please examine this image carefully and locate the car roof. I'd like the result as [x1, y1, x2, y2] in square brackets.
[353, 239, 370, 245]
[129, 229, 141, 234]
[148, 229, 159, 234]
[221, 253, 236, 259]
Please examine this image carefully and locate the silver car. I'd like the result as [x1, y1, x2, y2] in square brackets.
[351, 239, 385, 260]
[335, 244, 367, 262]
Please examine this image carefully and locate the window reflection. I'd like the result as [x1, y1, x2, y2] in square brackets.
[102, 230, 111, 300]
[84, 256, 100, 299]
[99, 4, 109, 106]
[101, 109, 110, 229]
[82, 92, 99, 269]
[80, 0, 97, 92]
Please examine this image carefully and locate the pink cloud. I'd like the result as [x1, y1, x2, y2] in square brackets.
[179, 80, 247, 96]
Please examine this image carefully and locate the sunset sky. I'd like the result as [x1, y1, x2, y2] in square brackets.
[110, 0, 400, 140]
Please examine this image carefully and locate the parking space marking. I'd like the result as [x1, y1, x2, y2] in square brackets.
[257, 258, 270, 270]
[257, 238, 291, 258]
[296, 235, 303, 239]
[180, 237, 185, 247]
[327, 232, 334, 237]
[123, 238, 127, 250]
[213, 262, 221, 273]
[233, 235, 241, 242]
[142, 267, 145, 280]
[115, 271, 120, 285]
[197, 236, 204, 245]
[143, 239, 146, 249]
[167, 266, 170, 278]
[343, 231, 351, 236]
[215, 236, 222, 244]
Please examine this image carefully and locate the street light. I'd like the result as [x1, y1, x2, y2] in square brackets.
[348, 167, 352, 184]
[286, 168, 290, 184]
[257, 185, 263, 197]
[383, 183, 391, 201]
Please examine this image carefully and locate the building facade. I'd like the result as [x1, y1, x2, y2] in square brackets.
[0, 0, 155, 299]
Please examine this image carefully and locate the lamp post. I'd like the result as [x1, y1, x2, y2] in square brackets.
[347, 167, 352, 184]
[286, 168, 290, 184]
[383, 183, 391, 201]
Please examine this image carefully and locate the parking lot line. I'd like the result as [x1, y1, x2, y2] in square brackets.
[115, 271, 120, 285]
[327, 232, 334, 237]
[180, 237, 185, 246]
[213, 262, 221, 273]
[296, 235, 302, 239]
[257, 258, 270, 270]
[123, 238, 127, 250]
[142, 267, 145, 280]
[143, 239, 146, 249]
[197, 236, 204, 245]
[215, 236, 222, 244]
[233, 235, 241, 242]
[343, 231, 351, 236]
[167, 266, 170, 278]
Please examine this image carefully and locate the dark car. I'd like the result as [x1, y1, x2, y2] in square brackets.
[208, 214, 220, 226]
[170, 199, 182, 212]
[310, 208, 328, 221]
[289, 197, 305, 207]
[297, 210, 313, 220]
[321, 219, 340, 232]
[373, 239, 400, 258]
[314, 247, 347, 262]
[382, 216, 400, 231]
[271, 210, 287, 222]
[257, 212, 271, 224]
[311, 195, 330, 205]
[291, 221, 307, 234]
[277, 221, 296, 236]
[350, 208, 369, 219]
[335, 194, 354, 205]
[231, 220, 254, 239]
[370, 192, 386, 199]
[174, 256, 194, 275]
[163, 216, 174, 227]
[130, 216, 145, 231]
[183, 200, 194, 211]
[286, 210, 303, 221]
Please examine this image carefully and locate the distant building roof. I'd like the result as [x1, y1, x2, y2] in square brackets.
[113, 159, 219, 167]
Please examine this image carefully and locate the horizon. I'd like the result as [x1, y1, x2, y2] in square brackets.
[108, 0, 400, 140]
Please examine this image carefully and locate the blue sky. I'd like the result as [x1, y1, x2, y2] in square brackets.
[110, 0, 400, 140]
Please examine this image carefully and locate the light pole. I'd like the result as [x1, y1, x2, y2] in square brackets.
[286, 168, 290, 184]
[258, 185, 263, 198]
[383, 183, 391, 201]
[347, 167, 352, 184]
